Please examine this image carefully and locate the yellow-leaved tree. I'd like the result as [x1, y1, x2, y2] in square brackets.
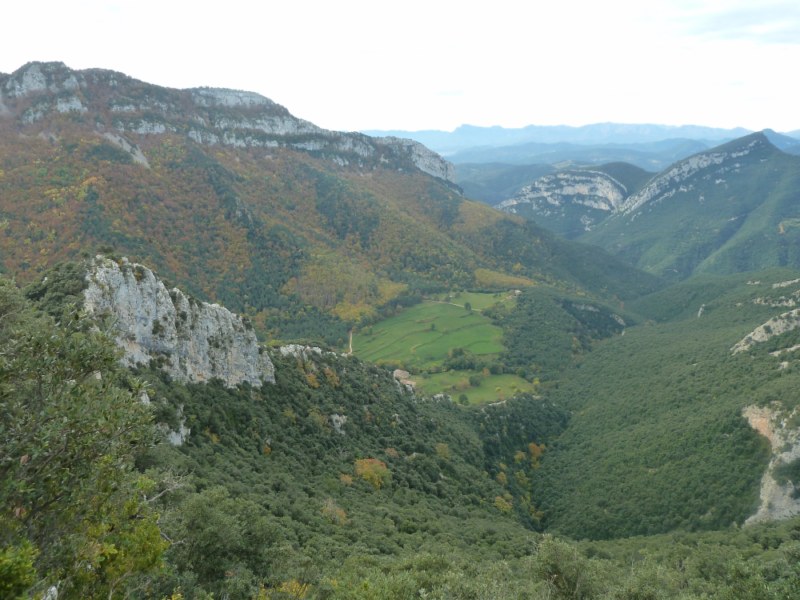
[354, 458, 391, 490]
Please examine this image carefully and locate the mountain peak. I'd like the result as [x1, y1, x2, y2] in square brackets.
[760, 128, 800, 152]
[713, 130, 776, 154]
[3, 61, 79, 98]
[617, 132, 779, 218]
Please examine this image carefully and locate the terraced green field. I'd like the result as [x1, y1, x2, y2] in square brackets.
[353, 293, 533, 403]
[355, 299, 504, 369]
[416, 371, 536, 404]
[432, 290, 519, 311]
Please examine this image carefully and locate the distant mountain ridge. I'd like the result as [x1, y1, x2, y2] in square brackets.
[365, 122, 758, 157]
[0, 61, 456, 183]
[446, 137, 711, 171]
[366, 123, 800, 187]
[498, 132, 800, 280]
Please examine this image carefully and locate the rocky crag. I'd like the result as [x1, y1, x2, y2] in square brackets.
[731, 308, 800, 355]
[496, 169, 628, 236]
[743, 404, 800, 524]
[616, 134, 771, 217]
[84, 256, 275, 387]
[731, 277, 800, 355]
[496, 135, 775, 228]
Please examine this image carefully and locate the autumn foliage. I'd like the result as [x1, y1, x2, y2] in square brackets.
[354, 458, 391, 490]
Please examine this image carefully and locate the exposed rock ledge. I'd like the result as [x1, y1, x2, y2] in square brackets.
[84, 256, 274, 387]
[743, 404, 800, 524]
[0, 62, 457, 185]
[731, 308, 800, 354]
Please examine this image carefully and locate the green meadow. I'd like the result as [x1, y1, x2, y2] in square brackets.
[354, 293, 533, 403]
[416, 371, 536, 405]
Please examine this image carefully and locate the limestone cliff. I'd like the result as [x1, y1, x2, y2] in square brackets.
[83, 256, 274, 387]
[374, 136, 456, 182]
[743, 404, 800, 524]
[618, 135, 770, 217]
[496, 169, 627, 235]
[731, 308, 800, 354]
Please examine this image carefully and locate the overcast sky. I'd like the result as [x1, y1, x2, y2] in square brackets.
[2, 0, 799, 133]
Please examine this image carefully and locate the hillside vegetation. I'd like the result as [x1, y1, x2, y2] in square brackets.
[535, 269, 800, 539]
[584, 134, 800, 279]
[4, 269, 800, 598]
[491, 134, 800, 282]
[0, 62, 661, 348]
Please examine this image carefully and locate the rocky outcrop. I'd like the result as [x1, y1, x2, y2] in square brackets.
[497, 170, 627, 233]
[731, 308, 800, 354]
[743, 404, 800, 524]
[375, 136, 456, 183]
[392, 369, 417, 391]
[83, 256, 274, 387]
[278, 344, 331, 361]
[618, 135, 770, 216]
[0, 62, 456, 184]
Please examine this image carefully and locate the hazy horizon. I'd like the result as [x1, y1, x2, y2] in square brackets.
[3, 1, 799, 133]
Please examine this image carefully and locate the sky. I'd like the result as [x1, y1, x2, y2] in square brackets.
[2, 0, 799, 133]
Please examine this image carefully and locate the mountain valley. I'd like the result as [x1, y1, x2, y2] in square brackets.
[3, 62, 800, 599]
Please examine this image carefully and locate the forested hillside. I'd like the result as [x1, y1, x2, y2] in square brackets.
[4, 270, 800, 599]
[0, 62, 659, 348]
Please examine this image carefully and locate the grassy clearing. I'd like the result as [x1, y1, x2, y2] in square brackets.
[415, 371, 536, 405]
[353, 293, 529, 403]
[354, 299, 505, 370]
[429, 290, 520, 311]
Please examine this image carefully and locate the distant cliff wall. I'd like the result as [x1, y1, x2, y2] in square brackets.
[0, 61, 456, 184]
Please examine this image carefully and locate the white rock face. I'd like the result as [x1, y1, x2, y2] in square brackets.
[116, 120, 171, 135]
[330, 414, 348, 435]
[55, 96, 87, 114]
[498, 170, 626, 230]
[619, 137, 766, 216]
[773, 278, 800, 289]
[377, 136, 457, 183]
[212, 113, 322, 137]
[102, 132, 150, 167]
[191, 88, 276, 108]
[84, 257, 274, 387]
[731, 308, 800, 354]
[278, 344, 331, 361]
[743, 404, 800, 524]
[3, 62, 51, 97]
[0, 62, 457, 184]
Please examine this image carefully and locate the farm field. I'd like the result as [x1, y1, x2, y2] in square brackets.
[353, 293, 531, 403]
[416, 371, 536, 405]
[430, 290, 521, 311]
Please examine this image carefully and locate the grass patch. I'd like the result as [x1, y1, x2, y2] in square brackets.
[354, 296, 508, 371]
[431, 290, 520, 311]
[354, 293, 536, 403]
[416, 371, 536, 404]
[473, 268, 534, 289]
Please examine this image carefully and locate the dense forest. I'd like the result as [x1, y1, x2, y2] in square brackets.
[3, 265, 800, 599]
